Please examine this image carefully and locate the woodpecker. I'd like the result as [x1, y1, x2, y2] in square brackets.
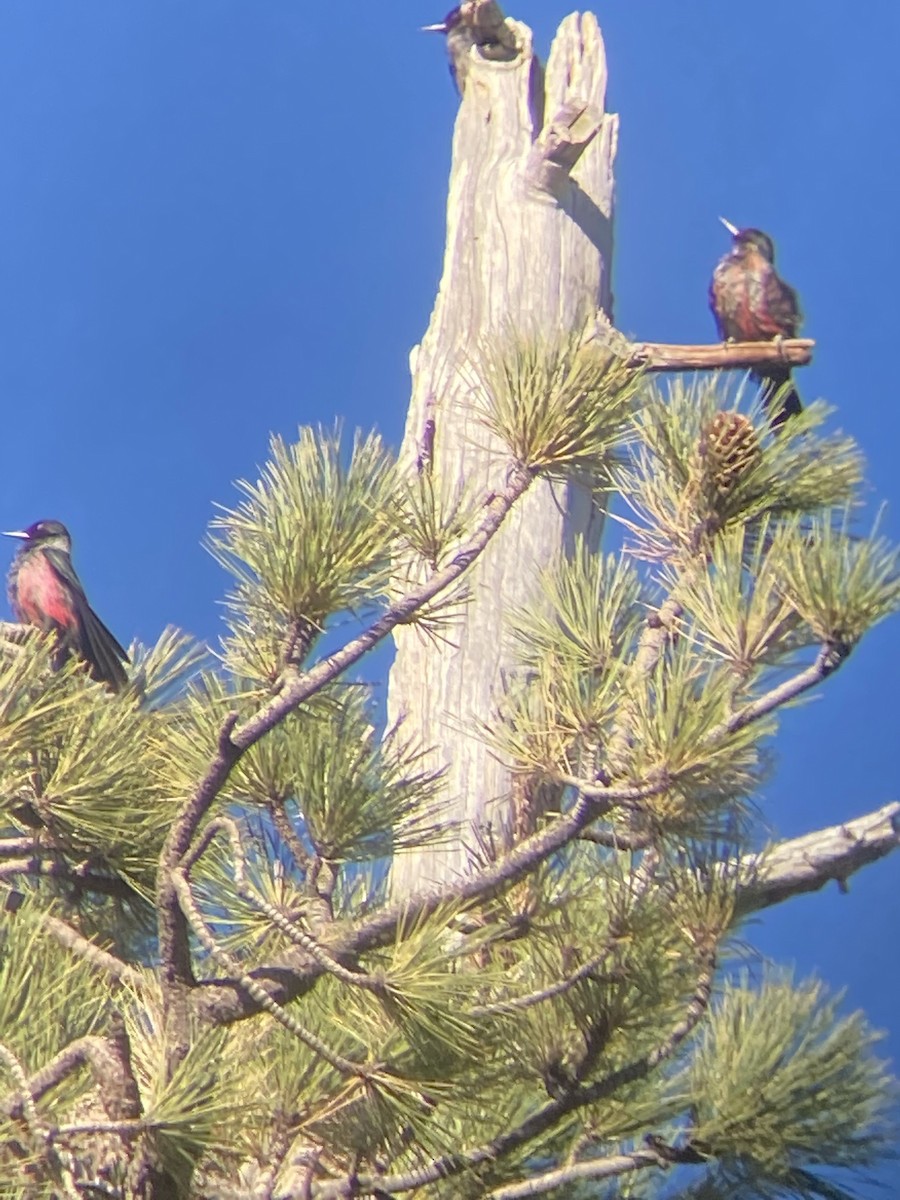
[710, 218, 803, 427]
[5, 519, 129, 691]
[422, 3, 515, 93]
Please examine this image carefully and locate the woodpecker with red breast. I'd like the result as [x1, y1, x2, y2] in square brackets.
[5, 520, 129, 692]
[710, 218, 803, 428]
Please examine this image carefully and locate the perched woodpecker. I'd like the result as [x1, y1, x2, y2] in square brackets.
[422, 3, 515, 93]
[5, 519, 129, 691]
[710, 218, 803, 428]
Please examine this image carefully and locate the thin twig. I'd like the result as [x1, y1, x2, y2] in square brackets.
[470, 954, 619, 1017]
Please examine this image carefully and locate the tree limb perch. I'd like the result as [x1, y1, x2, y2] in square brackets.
[629, 337, 815, 373]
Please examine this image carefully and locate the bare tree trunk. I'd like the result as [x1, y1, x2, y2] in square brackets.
[388, 9, 617, 894]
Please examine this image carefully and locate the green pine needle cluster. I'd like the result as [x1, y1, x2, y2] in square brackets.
[685, 974, 896, 1195]
[472, 324, 642, 480]
[208, 424, 398, 680]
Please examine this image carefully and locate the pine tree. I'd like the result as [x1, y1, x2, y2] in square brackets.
[0, 6, 898, 1200]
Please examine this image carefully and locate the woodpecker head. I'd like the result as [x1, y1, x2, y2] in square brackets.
[421, 7, 465, 35]
[3, 520, 73, 554]
[719, 217, 776, 264]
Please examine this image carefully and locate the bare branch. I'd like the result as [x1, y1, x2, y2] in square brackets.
[629, 337, 815, 373]
[487, 1149, 663, 1199]
[736, 802, 900, 916]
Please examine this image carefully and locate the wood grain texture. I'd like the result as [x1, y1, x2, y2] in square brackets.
[388, 12, 617, 893]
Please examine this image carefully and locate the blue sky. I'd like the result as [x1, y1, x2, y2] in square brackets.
[1, 0, 898, 1183]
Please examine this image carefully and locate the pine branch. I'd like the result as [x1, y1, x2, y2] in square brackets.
[629, 337, 815, 372]
[604, 596, 684, 777]
[40, 914, 145, 989]
[567, 641, 850, 803]
[310, 953, 716, 1198]
[717, 640, 850, 738]
[470, 952, 619, 1017]
[190, 778, 661, 1027]
[0, 1030, 142, 1122]
[170, 864, 370, 1078]
[189, 784, 900, 1034]
[187, 818, 384, 993]
[486, 1148, 663, 1199]
[158, 466, 536, 1014]
[573, 950, 715, 1104]
[0, 856, 140, 903]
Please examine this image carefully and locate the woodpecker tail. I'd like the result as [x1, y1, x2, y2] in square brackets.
[750, 366, 802, 431]
[76, 605, 130, 692]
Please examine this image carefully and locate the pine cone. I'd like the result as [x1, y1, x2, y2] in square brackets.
[702, 411, 761, 495]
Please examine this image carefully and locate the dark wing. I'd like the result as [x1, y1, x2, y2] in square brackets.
[709, 268, 728, 339]
[764, 267, 802, 338]
[744, 260, 802, 339]
[45, 548, 129, 691]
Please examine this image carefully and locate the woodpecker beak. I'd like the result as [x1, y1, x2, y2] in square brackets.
[719, 216, 740, 237]
[2, 530, 29, 539]
[421, 22, 448, 32]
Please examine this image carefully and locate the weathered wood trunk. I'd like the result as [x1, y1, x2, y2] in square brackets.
[388, 9, 617, 894]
